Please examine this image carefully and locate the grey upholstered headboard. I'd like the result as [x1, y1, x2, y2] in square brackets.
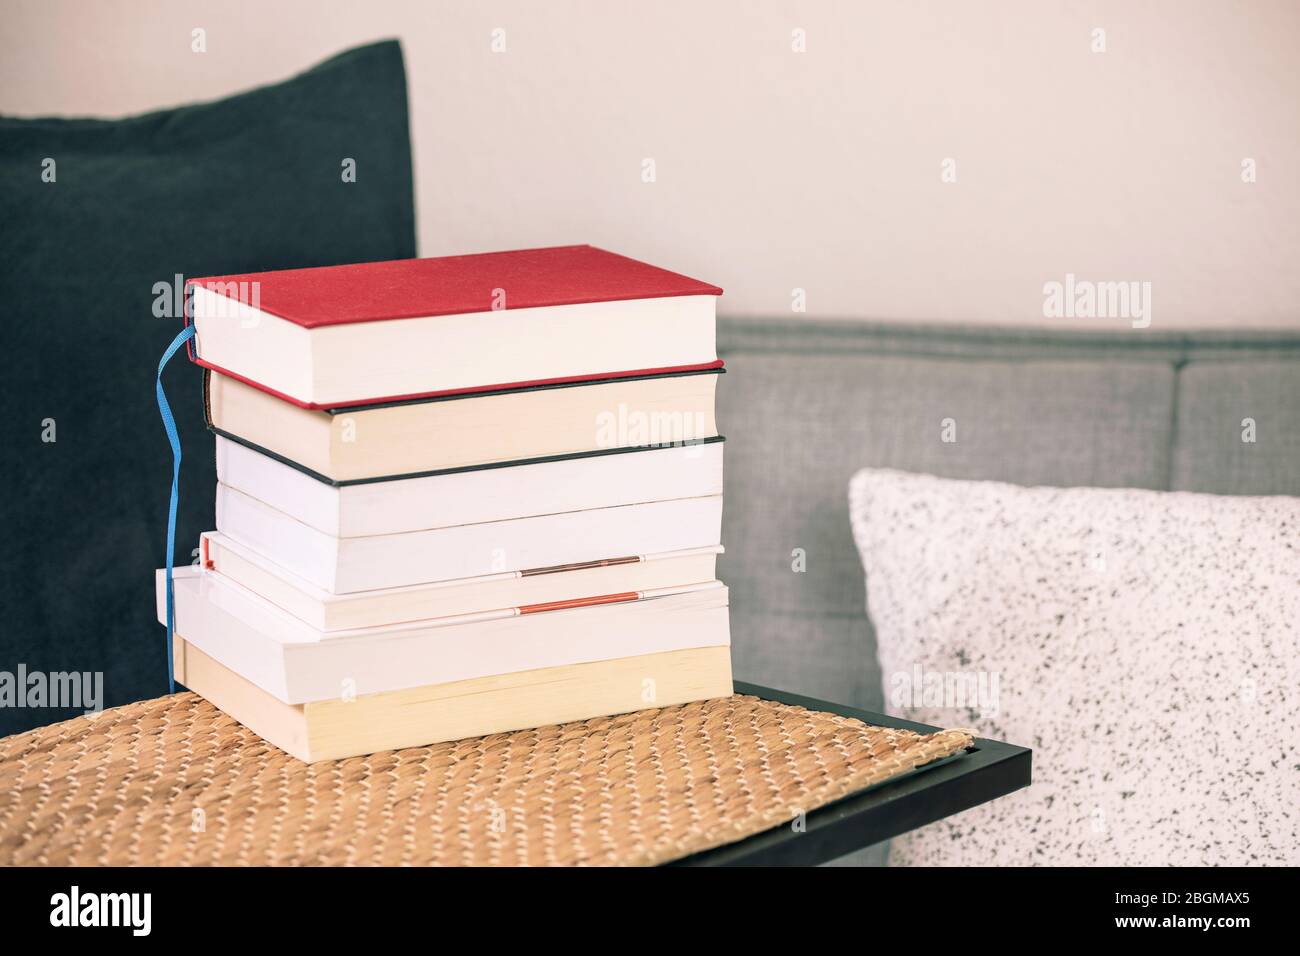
[715, 318, 1300, 713]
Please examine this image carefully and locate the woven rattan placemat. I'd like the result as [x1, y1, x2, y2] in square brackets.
[0, 692, 971, 866]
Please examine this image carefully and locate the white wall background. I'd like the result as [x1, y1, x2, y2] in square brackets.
[4, 0, 1298, 329]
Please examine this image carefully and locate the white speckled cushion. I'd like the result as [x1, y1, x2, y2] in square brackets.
[849, 468, 1300, 866]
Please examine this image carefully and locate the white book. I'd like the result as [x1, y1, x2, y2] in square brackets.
[214, 433, 725, 537]
[216, 488, 725, 593]
[201, 531, 723, 631]
[156, 567, 730, 705]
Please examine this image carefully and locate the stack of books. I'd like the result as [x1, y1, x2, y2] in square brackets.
[154, 245, 732, 761]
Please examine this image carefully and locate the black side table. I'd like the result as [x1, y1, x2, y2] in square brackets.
[674, 681, 1032, 866]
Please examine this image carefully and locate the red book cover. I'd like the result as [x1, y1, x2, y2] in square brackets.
[185, 244, 724, 409]
[185, 244, 722, 328]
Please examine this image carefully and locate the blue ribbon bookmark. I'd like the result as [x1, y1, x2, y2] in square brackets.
[156, 324, 196, 695]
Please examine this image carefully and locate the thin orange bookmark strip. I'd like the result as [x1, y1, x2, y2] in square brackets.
[518, 592, 640, 615]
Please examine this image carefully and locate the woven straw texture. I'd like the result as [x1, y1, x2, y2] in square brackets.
[0, 692, 970, 866]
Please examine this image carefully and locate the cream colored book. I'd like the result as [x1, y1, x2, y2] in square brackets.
[208, 369, 720, 483]
[174, 637, 734, 763]
[202, 532, 723, 631]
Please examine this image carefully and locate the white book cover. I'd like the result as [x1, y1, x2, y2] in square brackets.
[216, 488, 725, 593]
[156, 567, 730, 705]
[214, 434, 725, 537]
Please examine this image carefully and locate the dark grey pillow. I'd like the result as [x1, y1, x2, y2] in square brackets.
[0, 40, 417, 734]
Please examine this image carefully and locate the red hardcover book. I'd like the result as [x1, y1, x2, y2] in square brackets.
[185, 244, 723, 409]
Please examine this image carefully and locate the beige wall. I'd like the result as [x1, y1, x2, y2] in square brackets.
[4, 0, 1298, 329]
